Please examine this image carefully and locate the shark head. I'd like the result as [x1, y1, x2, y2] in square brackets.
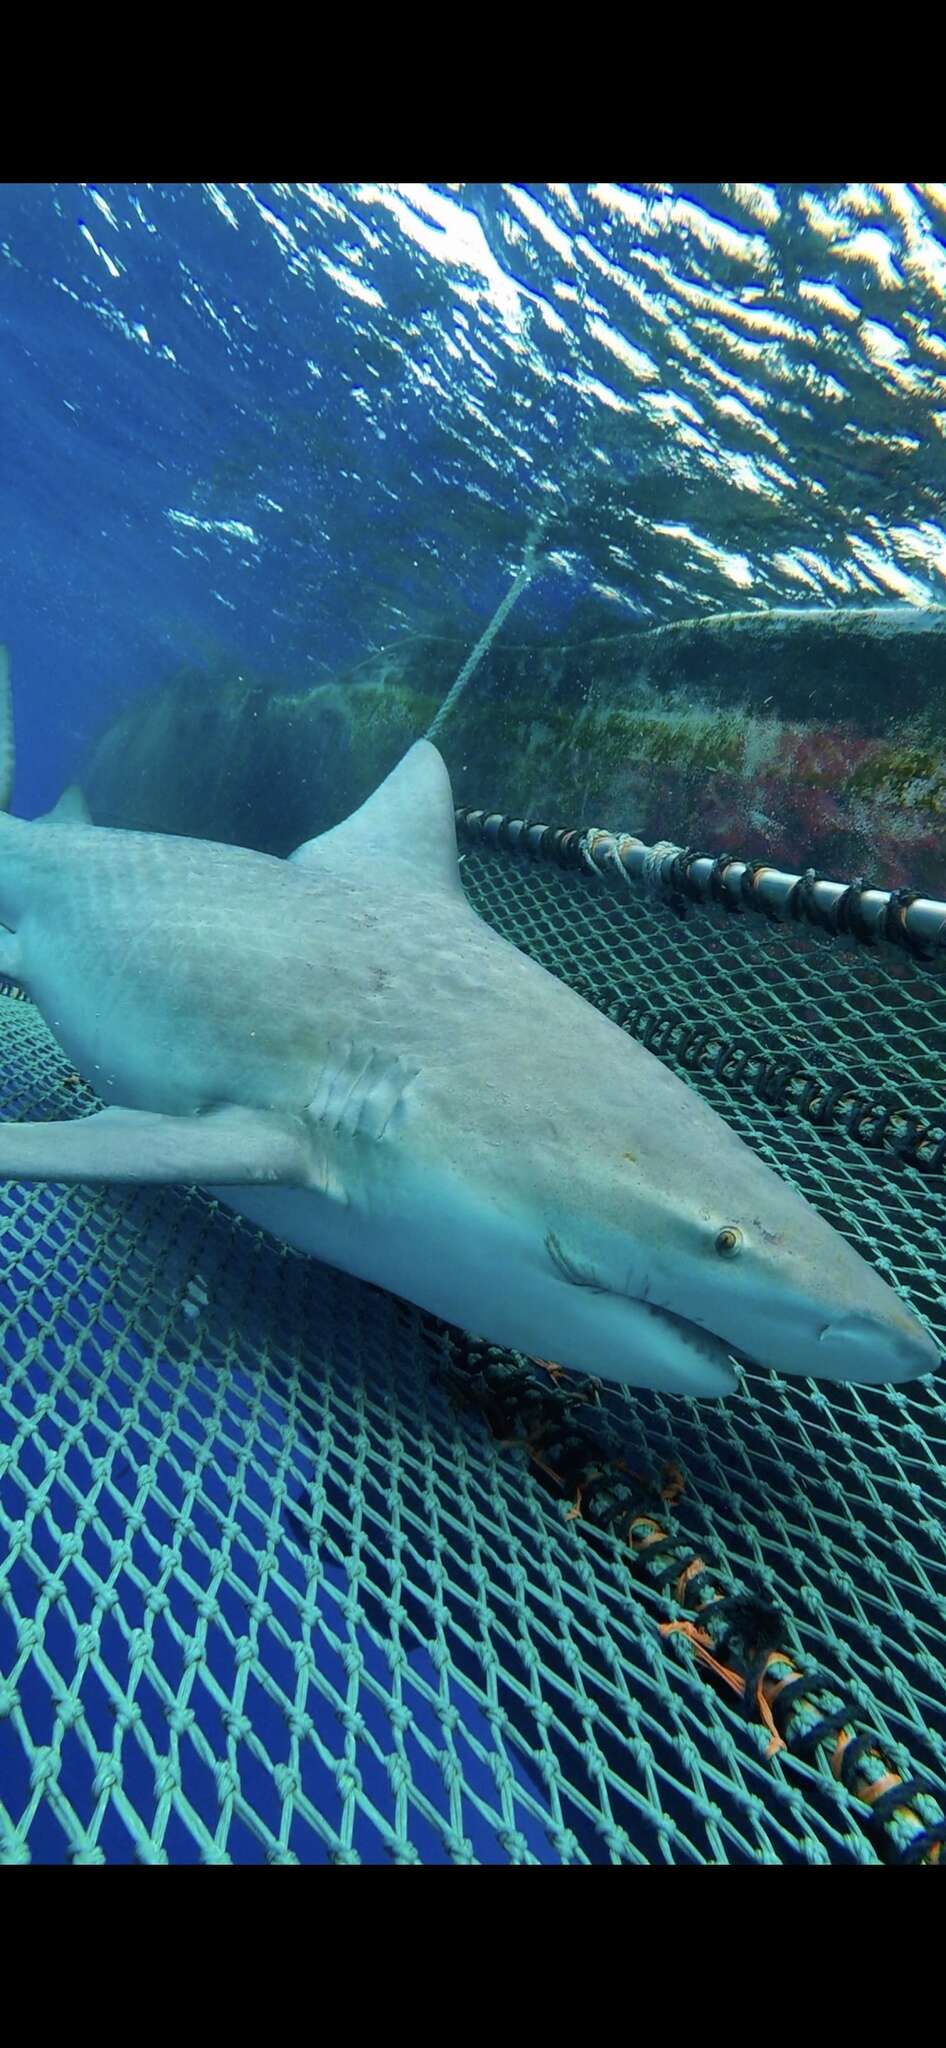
[0, 670, 939, 1405]
[283, 741, 939, 1401]
[366, 1009, 940, 1402]
[505, 1095, 940, 1397]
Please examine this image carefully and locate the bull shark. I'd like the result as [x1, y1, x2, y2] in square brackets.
[0, 647, 938, 1398]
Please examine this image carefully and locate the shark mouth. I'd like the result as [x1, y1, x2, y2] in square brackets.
[545, 1232, 741, 1395]
[630, 1298, 743, 1391]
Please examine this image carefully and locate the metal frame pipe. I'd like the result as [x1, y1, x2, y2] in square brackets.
[455, 807, 946, 960]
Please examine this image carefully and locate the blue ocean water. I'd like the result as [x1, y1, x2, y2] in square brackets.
[5, 182, 946, 816]
[2, 184, 946, 1864]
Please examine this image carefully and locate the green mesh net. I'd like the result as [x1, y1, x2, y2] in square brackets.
[0, 839, 944, 1865]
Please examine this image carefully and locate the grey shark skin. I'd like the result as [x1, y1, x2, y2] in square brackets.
[0, 694, 938, 1399]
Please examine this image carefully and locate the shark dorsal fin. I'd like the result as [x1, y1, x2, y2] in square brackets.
[288, 739, 465, 896]
[40, 784, 92, 826]
[0, 649, 91, 826]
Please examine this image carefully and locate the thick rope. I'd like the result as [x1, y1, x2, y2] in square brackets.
[424, 524, 546, 743]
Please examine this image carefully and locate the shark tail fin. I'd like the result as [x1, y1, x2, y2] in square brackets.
[0, 645, 13, 812]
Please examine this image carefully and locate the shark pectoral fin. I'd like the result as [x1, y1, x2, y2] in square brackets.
[0, 1103, 315, 1187]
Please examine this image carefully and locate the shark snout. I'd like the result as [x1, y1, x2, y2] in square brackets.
[641, 1237, 940, 1391]
[815, 1308, 940, 1386]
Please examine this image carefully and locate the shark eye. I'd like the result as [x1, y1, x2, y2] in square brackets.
[715, 1225, 743, 1258]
